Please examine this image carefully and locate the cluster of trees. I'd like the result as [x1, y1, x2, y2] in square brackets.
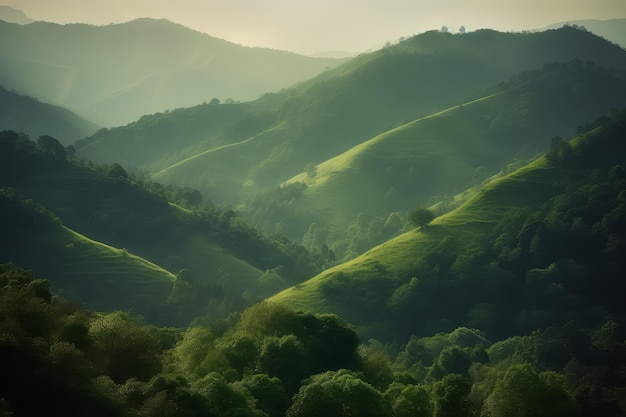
[1, 262, 623, 416]
[246, 183, 411, 263]
[0, 130, 332, 324]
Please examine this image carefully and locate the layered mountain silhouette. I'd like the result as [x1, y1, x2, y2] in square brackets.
[542, 18, 626, 49]
[0, 18, 346, 126]
[0, 6, 33, 24]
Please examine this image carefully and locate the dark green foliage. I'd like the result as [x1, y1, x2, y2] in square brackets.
[0, 130, 327, 325]
[287, 370, 390, 417]
[432, 374, 474, 417]
[408, 207, 436, 228]
[481, 364, 577, 417]
[234, 374, 291, 417]
[0, 261, 625, 416]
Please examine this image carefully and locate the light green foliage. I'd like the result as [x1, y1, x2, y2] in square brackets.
[170, 326, 216, 378]
[192, 372, 266, 417]
[358, 339, 395, 390]
[391, 384, 433, 417]
[480, 364, 576, 417]
[234, 374, 290, 417]
[89, 311, 161, 383]
[287, 370, 390, 417]
[432, 374, 474, 417]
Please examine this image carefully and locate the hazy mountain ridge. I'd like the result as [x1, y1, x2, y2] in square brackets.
[0, 5, 33, 24]
[129, 27, 626, 207]
[0, 18, 346, 126]
[542, 18, 626, 49]
[0, 86, 99, 145]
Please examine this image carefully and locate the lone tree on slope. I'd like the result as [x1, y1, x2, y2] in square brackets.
[408, 207, 435, 228]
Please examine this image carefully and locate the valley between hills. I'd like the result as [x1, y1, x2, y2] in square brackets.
[2, 11, 626, 416]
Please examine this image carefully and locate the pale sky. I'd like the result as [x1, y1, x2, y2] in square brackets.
[4, 0, 626, 55]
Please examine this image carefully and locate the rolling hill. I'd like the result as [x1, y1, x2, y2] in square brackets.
[257, 61, 626, 256]
[0, 187, 175, 319]
[0, 130, 328, 323]
[83, 26, 626, 210]
[269, 109, 626, 342]
[0, 18, 345, 126]
[543, 18, 626, 49]
[0, 86, 99, 145]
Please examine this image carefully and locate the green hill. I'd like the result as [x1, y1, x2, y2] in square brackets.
[0, 18, 345, 126]
[270, 109, 626, 342]
[252, 61, 626, 257]
[542, 18, 626, 49]
[0, 188, 175, 318]
[0, 130, 328, 323]
[143, 27, 626, 209]
[0, 86, 99, 145]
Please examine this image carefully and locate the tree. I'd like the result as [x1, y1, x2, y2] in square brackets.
[409, 207, 435, 228]
[107, 163, 128, 179]
[287, 370, 390, 417]
[37, 135, 66, 159]
[480, 364, 576, 417]
[432, 374, 473, 417]
[89, 311, 161, 383]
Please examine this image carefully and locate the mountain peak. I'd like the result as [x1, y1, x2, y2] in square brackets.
[0, 5, 34, 24]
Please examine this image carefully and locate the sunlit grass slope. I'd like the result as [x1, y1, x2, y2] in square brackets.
[270, 61, 626, 239]
[268, 153, 560, 329]
[283, 93, 504, 226]
[2, 216, 175, 314]
[140, 27, 626, 209]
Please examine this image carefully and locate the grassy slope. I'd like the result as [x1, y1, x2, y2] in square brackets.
[283, 93, 504, 226]
[149, 27, 626, 208]
[0, 134, 269, 305]
[268, 154, 561, 325]
[1, 212, 175, 314]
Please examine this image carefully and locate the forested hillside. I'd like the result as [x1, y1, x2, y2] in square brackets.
[4, 111, 626, 416]
[77, 27, 626, 256]
[272, 110, 626, 343]
[248, 61, 626, 260]
[2, 12, 626, 416]
[0, 130, 331, 325]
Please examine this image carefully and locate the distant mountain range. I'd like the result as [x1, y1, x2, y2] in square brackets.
[541, 18, 626, 49]
[0, 5, 33, 24]
[0, 18, 347, 126]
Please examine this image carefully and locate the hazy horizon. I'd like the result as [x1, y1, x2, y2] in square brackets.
[3, 0, 625, 55]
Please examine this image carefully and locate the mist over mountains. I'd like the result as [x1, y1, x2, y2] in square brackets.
[0, 5, 33, 24]
[0, 17, 346, 126]
[2, 8, 626, 416]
